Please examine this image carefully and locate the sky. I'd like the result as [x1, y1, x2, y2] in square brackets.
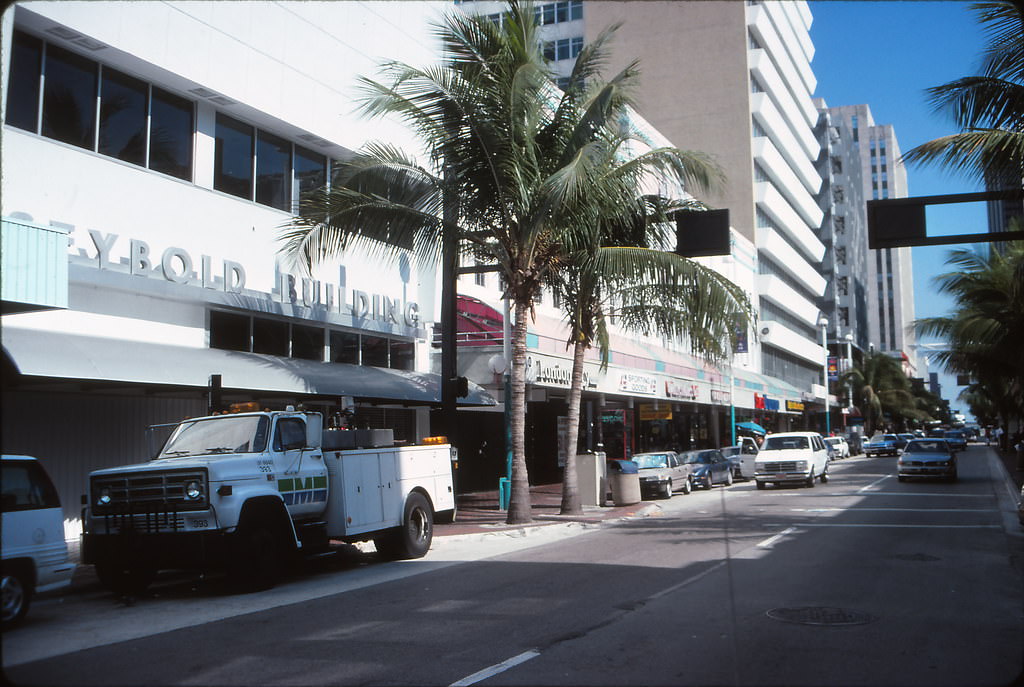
[807, 0, 990, 419]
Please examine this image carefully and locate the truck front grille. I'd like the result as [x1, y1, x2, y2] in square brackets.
[91, 469, 208, 514]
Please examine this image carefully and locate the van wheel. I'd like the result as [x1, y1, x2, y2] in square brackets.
[820, 468, 829, 483]
[95, 560, 155, 596]
[376, 493, 433, 560]
[806, 470, 816, 488]
[1, 566, 31, 626]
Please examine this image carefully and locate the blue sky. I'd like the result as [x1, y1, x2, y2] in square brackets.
[808, 0, 989, 417]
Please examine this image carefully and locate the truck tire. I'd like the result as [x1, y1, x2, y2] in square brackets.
[229, 509, 290, 592]
[1, 564, 32, 626]
[95, 559, 155, 596]
[375, 492, 433, 560]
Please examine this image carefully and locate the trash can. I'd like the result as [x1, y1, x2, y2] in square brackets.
[607, 459, 641, 506]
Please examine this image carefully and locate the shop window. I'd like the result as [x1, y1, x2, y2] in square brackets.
[292, 324, 324, 361]
[362, 335, 389, 367]
[99, 68, 148, 166]
[390, 340, 414, 371]
[149, 87, 193, 181]
[42, 43, 97, 150]
[330, 331, 360, 365]
[294, 146, 326, 214]
[253, 317, 288, 356]
[210, 310, 250, 352]
[256, 130, 291, 211]
[214, 113, 254, 200]
[5, 31, 42, 132]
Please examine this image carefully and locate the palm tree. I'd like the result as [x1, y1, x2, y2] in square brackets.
[280, 2, 699, 524]
[915, 240, 1024, 431]
[902, 1, 1024, 184]
[840, 350, 918, 434]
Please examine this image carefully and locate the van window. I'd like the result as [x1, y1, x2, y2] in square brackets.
[2, 460, 61, 512]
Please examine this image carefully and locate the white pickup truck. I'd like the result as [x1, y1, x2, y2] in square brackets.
[81, 408, 455, 594]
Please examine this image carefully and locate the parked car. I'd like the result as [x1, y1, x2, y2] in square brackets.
[721, 438, 758, 479]
[754, 432, 830, 489]
[680, 449, 733, 489]
[864, 434, 901, 457]
[2, 455, 75, 626]
[897, 433, 915, 448]
[943, 429, 968, 452]
[897, 439, 957, 482]
[632, 451, 692, 498]
[824, 436, 850, 459]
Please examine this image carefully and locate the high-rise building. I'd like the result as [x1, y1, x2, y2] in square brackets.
[825, 104, 918, 373]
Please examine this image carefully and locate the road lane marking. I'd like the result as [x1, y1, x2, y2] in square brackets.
[648, 560, 728, 601]
[450, 650, 541, 686]
[853, 492, 991, 497]
[858, 475, 890, 492]
[757, 527, 797, 549]
[766, 523, 1002, 529]
[788, 507, 996, 513]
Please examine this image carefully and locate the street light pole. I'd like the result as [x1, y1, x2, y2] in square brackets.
[819, 317, 830, 436]
[844, 332, 854, 426]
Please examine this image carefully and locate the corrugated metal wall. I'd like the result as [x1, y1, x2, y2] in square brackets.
[1, 390, 206, 536]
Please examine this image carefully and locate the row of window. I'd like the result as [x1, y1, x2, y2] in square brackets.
[209, 310, 415, 370]
[543, 37, 584, 62]
[5, 30, 331, 214]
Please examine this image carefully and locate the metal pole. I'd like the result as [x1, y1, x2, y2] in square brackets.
[729, 363, 736, 446]
[820, 319, 830, 436]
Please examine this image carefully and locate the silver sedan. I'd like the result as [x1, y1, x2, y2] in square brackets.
[897, 439, 958, 482]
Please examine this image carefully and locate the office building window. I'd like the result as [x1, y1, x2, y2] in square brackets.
[294, 146, 326, 214]
[42, 44, 98, 150]
[253, 317, 289, 356]
[5, 31, 42, 132]
[851, 115, 859, 142]
[330, 331, 360, 364]
[390, 340, 414, 371]
[362, 335, 389, 367]
[291, 324, 325, 361]
[543, 37, 583, 61]
[99, 68, 148, 166]
[148, 88, 193, 181]
[256, 130, 292, 211]
[214, 113, 254, 200]
[209, 311, 250, 352]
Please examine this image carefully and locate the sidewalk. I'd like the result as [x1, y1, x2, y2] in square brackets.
[437, 482, 656, 538]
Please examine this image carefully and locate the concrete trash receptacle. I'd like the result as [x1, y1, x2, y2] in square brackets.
[608, 459, 641, 506]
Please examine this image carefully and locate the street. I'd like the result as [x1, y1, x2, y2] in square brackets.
[4, 444, 1022, 687]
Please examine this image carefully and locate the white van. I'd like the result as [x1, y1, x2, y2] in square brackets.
[2, 455, 75, 625]
[754, 432, 830, 489]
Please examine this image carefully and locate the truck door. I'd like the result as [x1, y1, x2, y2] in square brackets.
[273, 416, 327, 519]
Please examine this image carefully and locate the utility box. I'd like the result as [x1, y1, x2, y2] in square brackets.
[576, 452, 607, 506]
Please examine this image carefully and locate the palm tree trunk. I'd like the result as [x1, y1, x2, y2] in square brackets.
[560, 337, 587, 515]
[506, 294, 533, 524]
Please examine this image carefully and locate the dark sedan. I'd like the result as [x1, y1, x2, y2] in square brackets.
[943, 429, 968, 452]
[897, 439, 957, 482]
[680, 449, 733, 489]
[864, 434, 901, 457]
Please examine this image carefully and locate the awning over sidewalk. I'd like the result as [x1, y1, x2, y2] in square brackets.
[2, 327, 496, 406]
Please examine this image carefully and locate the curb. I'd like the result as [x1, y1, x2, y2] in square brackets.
[434, 502, 660, 544]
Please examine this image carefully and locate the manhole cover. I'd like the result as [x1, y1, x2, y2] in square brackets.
[766, 607, 877, 626]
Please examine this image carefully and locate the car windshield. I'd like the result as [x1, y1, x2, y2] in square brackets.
[876, 435, 898, 442]
[160, 415, 270, 458]
[633, 453, 670, 469]
[681, 451, 713, 465]
[762, 436, 808, 450]
[905, 440, 947, 454]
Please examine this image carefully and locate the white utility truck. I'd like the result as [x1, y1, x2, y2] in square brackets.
[81, 406, 455, 594]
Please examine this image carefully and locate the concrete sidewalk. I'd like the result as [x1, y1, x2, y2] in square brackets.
[437, 481, 656, 538]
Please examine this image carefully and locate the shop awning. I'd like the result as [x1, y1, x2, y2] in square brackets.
[2, 327, 496, 406]
[735, 421, 767, 436]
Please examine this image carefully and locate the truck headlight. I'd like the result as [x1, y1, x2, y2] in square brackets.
[796, 461, 808, 471]
[184, 481, 204, 501]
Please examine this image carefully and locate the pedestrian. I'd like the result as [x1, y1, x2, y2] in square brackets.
[994, 425, 1004, 451]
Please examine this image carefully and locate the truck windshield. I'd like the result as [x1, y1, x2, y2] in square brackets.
[160, 415, 270, 458]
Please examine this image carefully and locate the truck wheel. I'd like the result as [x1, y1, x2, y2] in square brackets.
[756, 480, 766, 490]
[230, 515, 289, 592]
[1, 565, 32, 626]
[376, 493, 433, 560]
[95, 560, 155, 596]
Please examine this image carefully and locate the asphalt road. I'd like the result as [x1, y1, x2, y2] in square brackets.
[4, 445, 1022, 687]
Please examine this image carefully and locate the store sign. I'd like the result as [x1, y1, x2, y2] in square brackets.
[711, 389, 731, 404]
[619, 372, 657, 395]
[765, 398, 780, 411]
[665, 379, 698, 400]
[828, 356, 839, 381]
[639, 403, 673, 421]
[525, 355, 595, 389]
[786, 400, 805, 412]
[81, 230, 420, 326]
[754, 393, 765, 409]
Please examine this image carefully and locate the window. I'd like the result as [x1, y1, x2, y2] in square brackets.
[148, 88, 194, 181]
[330, 331, 360, 364]
[256, 130, 291, 210]
[390, 340, 414, 371]
[253, 317, 288, 356]
[5, 31, 42, 132]
[291, 324, 324, 361]
[273, 418, 306, 451]
[214, 113, 254, 200]
[362, 335, 389, 367]
[210, 310, 250, 352]
[99, 68, 148, 166]
[1, 460, 61, 512]
[42, 44, 97, 150]
[543, 37, 583, 61]
[294, 146, 326, 214]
